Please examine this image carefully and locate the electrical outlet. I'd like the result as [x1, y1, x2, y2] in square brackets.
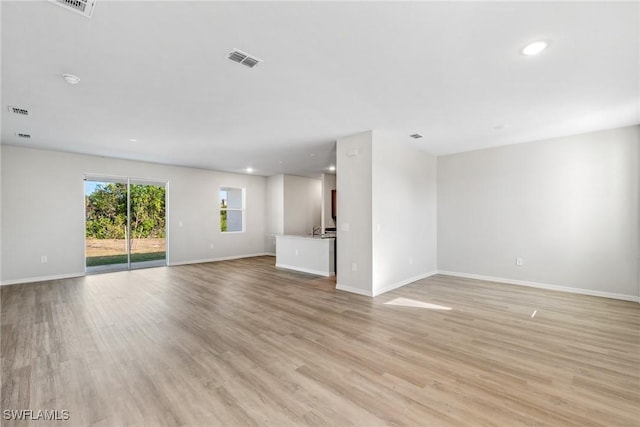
[295, 249, 299, 256]
[516, 257, 523, 266]
[41, 255, 47, 263]
[409, 256, 413, 265]
[210, 243, 214, 249]
[351, 262, 357, 271]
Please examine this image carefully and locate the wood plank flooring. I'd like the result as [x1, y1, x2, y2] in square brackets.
[1, 256, 639, 426]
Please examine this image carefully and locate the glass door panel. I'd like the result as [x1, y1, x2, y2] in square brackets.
[85, 180, 129, 272]
[129, 182, 166, 269]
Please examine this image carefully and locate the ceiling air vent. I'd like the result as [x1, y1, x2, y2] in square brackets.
[227, 49, 262, 68]
[49, 0, 96, 18]
[8, 106, 29, 116]
[410, 134, 423, 139]
[16, 133, 31, 139]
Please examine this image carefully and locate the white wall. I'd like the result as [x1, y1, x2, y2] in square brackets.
[4, 125, 637, 301]
[336, 130, 438, 296]
[282, 175, 321, 236]
[321, 173, 336, 231]
[372, 132, 438, 295]
[265, 174, 321, 252]
[336, 131, 373, 295]
[275, 235, 335, 277]
[438, 125, 640, 300]
[265, 174, 284, 254]
[1, 146, 268, 284]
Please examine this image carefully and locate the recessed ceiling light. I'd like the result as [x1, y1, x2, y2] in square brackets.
[62, 73, 81, 84]
[521, 41, 548, 56]
[493, 125, 505, 131]
[246, 167, 253, 173]
[128, 138, 137, 142]
[328, 166, 336, 172]
[310, 153, 317, 157]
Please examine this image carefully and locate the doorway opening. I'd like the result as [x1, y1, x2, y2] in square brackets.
[84, 176, 167, 273]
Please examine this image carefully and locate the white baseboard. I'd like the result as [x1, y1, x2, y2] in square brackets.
[1, 272, 85, 286]
[373, 270, 439, 297]
[336, 270, 439, 298]
[437, 270, 639, 303]
[169, 253, 274, 266]
[336, 283, 373, 297]
[1, 253, 275, 286]
[275, 263, 335, 277]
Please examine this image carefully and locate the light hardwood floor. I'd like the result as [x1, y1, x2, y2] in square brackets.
[1, 256, 639, 426]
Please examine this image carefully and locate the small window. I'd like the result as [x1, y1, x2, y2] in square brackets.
[220, 187, 245, 232]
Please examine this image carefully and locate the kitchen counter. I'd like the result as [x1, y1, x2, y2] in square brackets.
[275, 234, 335, 276]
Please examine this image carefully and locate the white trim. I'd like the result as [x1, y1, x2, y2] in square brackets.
[219, 186, 246, 233]
[372, 270, 439, 297]
[169, 253, 273, 266]
[336, 271, 439, 298]
[165, 180, 170, 264]
[275, 263, 335, 277]
[1, 253, 275, 285]
[437, 271, 639, 303]
[336, 283, 373, 297]
[1, 272, 85, 286]
[264, 252, 276, 257]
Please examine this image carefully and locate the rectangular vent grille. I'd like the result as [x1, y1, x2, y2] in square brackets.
[410, 134, 423, 139]
[16, 133, 31, 139]
[228, 49, 262, 68]
[49, 0, 95, 18]
[8, 106, 29, 116]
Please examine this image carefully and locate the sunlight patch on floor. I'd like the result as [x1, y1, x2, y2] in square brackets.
[384, 297, 452, 310]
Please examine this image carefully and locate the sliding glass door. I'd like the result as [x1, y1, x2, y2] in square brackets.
[85, 177, 166, 272]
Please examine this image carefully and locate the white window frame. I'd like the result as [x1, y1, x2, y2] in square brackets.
[219, 187, 246, 233]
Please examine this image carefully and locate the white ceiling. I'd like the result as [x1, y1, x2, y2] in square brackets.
[2, 1, 638, 177]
